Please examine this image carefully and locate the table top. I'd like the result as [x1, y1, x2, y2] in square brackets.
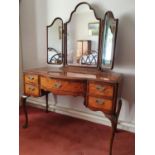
[24, 66, 122, 84]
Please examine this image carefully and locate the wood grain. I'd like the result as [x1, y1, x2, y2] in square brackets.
[23, 67, 121, 84]
[24, 74, 38, 85]
[88, 81, 114, 98]
[24, 84, 40, 97]
[87, 96, 112, 112]
[40, 76, 86, 94]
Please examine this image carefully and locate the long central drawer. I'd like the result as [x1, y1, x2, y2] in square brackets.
[40, 76, 86, 94]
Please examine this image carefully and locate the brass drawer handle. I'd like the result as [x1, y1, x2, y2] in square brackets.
[28, 76, 34, 80]
[28, 87, 35, 91]
[96, 99, 104, 105]
[96, 85, 105, 91]
[31, 88, 35, 91]
[53, 82, 62, 88]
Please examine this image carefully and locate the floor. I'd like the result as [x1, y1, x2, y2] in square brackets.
[19, 106, 135, 155]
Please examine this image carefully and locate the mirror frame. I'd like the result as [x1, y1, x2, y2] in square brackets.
[64, 2, 102, 68]
[46, 17, 64, 65]
[100, 11, 118, 70]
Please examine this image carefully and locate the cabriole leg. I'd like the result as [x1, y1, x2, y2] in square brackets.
[109, 116, 117, 155]
[21, 95, 28, 128]
[106, 99, 122, 155]
[115, 100, 122, 132]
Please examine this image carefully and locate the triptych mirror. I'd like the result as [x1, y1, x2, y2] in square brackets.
[47, 2, 118, 70]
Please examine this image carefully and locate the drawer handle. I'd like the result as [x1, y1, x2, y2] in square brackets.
[28, 76, 34, 80]
[96, 99, 104, 105]
[53, 82, 62, 88]
[29, 87, 35, 91]
[96, 85, 105, 91]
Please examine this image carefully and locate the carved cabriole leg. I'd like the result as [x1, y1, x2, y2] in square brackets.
[115, 100, 122, 132]
[105, 99, 122, 155]
[45, 92, 49, 112]
[21, 95, 29, 128]
[107, 115, 117, 155]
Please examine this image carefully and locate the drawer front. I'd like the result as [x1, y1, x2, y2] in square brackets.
[88, 81, 114, 98]
[24, 74, 38, 85]
[24, 84, 40, 97]
[40, 77, 85, 93]
[88, 96, 113, 111]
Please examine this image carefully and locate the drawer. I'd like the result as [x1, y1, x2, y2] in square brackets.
[24, 84, 40, 97]
[24, 74, 38, 85]
[88, 81, 114, 98]
[88, 96, 113, 111]
[40, 77, 85, 93]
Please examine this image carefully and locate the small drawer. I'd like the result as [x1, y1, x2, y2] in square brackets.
[24, 74, 38, 85]
[87, 96, 113, 111]
[24, 84, 40, 97]
[88, 81, 114, 98]
[40, 76, 85, 93]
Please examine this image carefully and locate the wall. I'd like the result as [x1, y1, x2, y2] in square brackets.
[19, 30, 23, 100]
[20, 0, 135, 132]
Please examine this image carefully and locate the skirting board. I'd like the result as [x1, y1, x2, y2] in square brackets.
[27, 98, 135, 133]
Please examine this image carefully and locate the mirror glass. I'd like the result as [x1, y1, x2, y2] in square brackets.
[101, 12, 118, 69]
[66, 4, 100, 67]
[47, 18, 63, 64]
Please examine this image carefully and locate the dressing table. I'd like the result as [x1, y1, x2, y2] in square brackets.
[21, 2, 122, 155]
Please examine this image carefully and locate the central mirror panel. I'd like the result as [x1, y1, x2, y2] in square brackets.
[65, 3, 101, 67]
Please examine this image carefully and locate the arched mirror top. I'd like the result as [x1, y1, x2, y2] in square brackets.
[47, 17, 63, 28]
[66, 2, 100, 24]
[65, 2, 101, 68]
[47, 17, 64, 65]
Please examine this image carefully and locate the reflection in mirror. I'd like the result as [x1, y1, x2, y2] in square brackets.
[66, 3, 100, 67]
[47, 18, 63, 64]
[101, 12, 118, 69]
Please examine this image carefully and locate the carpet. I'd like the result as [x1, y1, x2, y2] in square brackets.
[19, 106, 135, 155]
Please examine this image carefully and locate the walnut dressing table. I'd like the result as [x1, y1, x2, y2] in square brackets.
[21, 2, 122, 155]
[22, 67, 122, 155]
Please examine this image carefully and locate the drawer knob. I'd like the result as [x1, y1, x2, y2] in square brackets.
[96, 85, 105, 91]
[96, 99, 104, 105]
[53, 82, 62, 88]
